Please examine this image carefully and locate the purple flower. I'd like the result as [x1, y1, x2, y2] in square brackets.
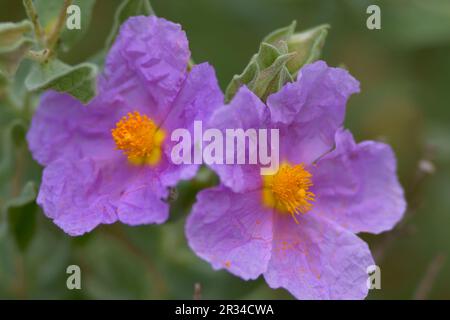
[186, 61, 406, 299]
[27, 16, 223, 236]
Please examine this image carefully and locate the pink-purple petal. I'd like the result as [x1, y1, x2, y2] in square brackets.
[206, 86, 269, 192]
[160, 62, 223, 184]
[27, 91, 115, 166]
[310, 129, 406, 234]
[264, 213, 374, 300]
[267, 61, 360, 164]
[28, 16, 224, 235]
[37, 155, 170, 236]
[186, 186, 273, 280]
[99, 15, 190, 123]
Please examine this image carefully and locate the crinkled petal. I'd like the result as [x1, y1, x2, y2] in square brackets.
[37, 156, 169, 236]
[98, 16, 190, 124]
[267, 61, 360, 164]
[206, 87, 269, 192]
[186, 186, 273, 280]
[264, 213, 374, 299]
[158, 62, 223, 185]
[161, 62, 223, 132]
[310, 129, 406, 234]
[26, 91, 115, 166]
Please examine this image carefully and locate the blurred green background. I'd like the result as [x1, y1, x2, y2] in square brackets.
[0, 0, 449, 299]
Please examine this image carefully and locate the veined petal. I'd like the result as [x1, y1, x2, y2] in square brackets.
[27, 91, 115, 166]
[186, 186, 273, 280]
[267, 61, 360, 164]
[206, 87, 269, 192]
[264, 213, 374, 300]
[38, 156, 169, 236]
[310, 129, 406, 234]
[99, 16, 190, 123]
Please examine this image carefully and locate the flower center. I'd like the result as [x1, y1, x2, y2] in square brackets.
[111, 111, 165, 165]
[262, 163, 315, 223]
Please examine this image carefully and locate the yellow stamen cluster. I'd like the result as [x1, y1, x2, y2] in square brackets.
[111, 111, 165, 165]
[263, 163, 315, 223]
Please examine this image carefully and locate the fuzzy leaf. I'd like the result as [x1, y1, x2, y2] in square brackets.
[0, 21, 34, 76]
[225, 42, 294, 102]
[287, 24, 329, 77]
[262, 20, 296, 53]
[0, 20, 32, 48]
[0, 38, 33, 77]
[25, 59, 97, 103]
[225, 22, 329, 102]
[252, 48, 295, 101]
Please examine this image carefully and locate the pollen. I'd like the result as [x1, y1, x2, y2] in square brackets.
[262, 163, 315, 223]
[111, 111, 165, 165]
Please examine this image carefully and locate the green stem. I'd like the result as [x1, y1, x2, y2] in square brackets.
[46, 0, 73, 50]
[23, 0, 45, 47]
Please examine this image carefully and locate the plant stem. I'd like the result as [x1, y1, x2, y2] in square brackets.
[46, 0, 73, 50]
[23, 0, 44, 46]
[414, 253, 446, 300]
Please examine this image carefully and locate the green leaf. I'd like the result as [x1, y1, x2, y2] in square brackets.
[0, 38, 33, 77]
[252, 44, 295, 101]
[0, 20, 32, 48]
[34, 0, 96, 51]
[105, 0, 155, 50]
[224, 60, 258, 103]
[0, 20, 34, 76]
[286, 24, 329, 77]
[25, 59, 97, 103]
[262, 20, 296, 53]
[225, 42, 294, 103]
[225, 22, 329, 102]
[5, 181, 38, 252]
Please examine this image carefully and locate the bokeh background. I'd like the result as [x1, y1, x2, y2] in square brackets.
[0, 0, 449, 299]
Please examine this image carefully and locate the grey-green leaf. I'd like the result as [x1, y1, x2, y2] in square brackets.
[0, 20, 34, 76]
[287, 24, 329, 77]
[25, 59, 97, 103]
[225, 22, 329, 102]
[0, 38, 33, 77]
[225, 61, 259, 103]
[105, 0, 155, 50]
[262, 20, 296, 53]
[225, 42, 294, 102]
[0, 20, 32, 48]
[252, 51, 295, 101]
